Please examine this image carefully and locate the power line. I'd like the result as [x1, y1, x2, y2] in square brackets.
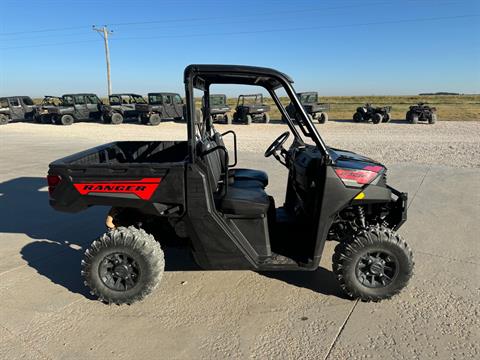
[1, 13, 477, 50]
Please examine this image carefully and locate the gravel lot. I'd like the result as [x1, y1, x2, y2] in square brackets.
[3, 120, 480, 167]
[0, 121, 479, 359]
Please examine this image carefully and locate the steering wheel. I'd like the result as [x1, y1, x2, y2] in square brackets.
[264, 131, 290, 158]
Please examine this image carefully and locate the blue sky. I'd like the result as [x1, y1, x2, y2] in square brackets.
[0, 0, 479, 97]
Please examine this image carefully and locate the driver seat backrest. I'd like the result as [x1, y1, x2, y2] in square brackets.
[198, 139, 224, 193]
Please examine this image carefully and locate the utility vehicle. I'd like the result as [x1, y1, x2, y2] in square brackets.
[203, 94, 231, 124]
[47, 93, 106, 125]
[284, 91, 329, 124]
[147, 92, 184, 121]
[353, 104, 392, 124]
[33, 96, 63, 123]
[233, 94, 271, 124]
[108, 94, 161, 125]
[47, 65, 413, 305]
[406, 103, 437, 124]
[0, 96, 36, 125]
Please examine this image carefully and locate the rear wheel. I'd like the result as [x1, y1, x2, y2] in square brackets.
[318, 112, 328, 124]
[82, 226, 165, 305]
[110, 113, 124, 125]
[148, 113, 161, 126]
[332, 225, 414, 302]
[372, 113, 382, 124]
[60, 114, 74, 125]
[429, 113, 437, 124]
[382, 113, 391, 123]
[411, 114, 419, 124]
[263, 113, 270, 124]
[246, 114, 252, 125]
[353, 112, 363, 122]
[0, 114, 8, 125]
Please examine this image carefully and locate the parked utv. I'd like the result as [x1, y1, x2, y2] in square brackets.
[108, 94, 161, 125]
[284, 91, 329, 124]
[47, 65, 413, 305]
[406, 103, 437, 124]
[147, 92, 184, 121]
[233, 94, 271, 124]
[33, 96, 63, 123]
[0, 96, 36, 125]
[353, 104, 392, 124]
[47, 93, 106, 125]
[203, 94, 231, 124]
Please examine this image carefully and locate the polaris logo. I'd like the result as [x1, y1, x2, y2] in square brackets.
[74, 178, 162, 200]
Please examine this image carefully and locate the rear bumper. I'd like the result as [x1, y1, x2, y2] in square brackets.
[387, 185, 408, 230]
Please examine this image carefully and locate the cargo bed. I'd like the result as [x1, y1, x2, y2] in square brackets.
[48, 141, 188, 214]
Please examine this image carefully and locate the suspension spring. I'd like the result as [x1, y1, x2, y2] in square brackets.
[356, 206, 366, 228]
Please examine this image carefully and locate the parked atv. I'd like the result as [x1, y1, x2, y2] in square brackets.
[108, 94, 161, 125]
[147, 92, 184, 121]
[203, 94, 231, 124]
[0, 96, 36, 125]
[47, 64, 413, 305]
[284, 91, 329, 124]
[233, 94, 270, 124]
[47, 93, 107, 125]
[33, 96, 63, 123]
[406, 103, 437, 124]
[353, 104, 392, 124]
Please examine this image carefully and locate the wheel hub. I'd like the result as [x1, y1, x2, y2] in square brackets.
[356, 251, 398, 288]
[99, 253, 140, 291]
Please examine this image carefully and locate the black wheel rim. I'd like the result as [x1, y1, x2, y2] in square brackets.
[99, 252, 140, 291]
[355, 251, 398, 288]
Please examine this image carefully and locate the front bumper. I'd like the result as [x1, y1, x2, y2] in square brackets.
[387, 185, 408, 230]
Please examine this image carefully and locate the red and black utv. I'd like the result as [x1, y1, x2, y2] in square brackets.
[47, 65, 413, 305]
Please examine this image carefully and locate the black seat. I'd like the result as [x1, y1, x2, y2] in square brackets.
[212, 132, 268, 187]
[199, 139, 270, 216]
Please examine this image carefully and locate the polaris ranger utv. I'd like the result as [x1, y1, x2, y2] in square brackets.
[284, 91, 330, 124]
[47, 65, 413, 305]
[406, 103, 437, 124]
[108, 94, 161, 125]
[47, 93, 107, 125]
[203, 94, 231, 124]
[353, 104, 392, 124]
[147, 92, 184, 121]
[0, 96, 36, 125]
[233, 93, 271, 124]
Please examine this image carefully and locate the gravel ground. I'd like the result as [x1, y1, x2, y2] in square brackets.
[3, 120, 480, 167]
[0, 121, 479, 359]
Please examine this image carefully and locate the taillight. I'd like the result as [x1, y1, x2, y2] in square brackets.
[47, 174, 61, 195]
[334, 168, 380, 188]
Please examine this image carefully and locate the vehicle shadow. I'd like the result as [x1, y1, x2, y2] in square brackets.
[261, 267, 348, 298]
[330, 118, 410, 125]
[2, 177, 345, 300]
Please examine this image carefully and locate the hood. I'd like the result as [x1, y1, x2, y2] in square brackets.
[329, 147, 385, 171]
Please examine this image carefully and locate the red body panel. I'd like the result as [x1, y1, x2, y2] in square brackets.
[73, 178, 162, 200]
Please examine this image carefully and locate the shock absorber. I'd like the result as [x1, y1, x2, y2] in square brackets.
[356, 206, 367, 229]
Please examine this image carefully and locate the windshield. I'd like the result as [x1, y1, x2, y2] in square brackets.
[210, 95, 226, 106]
[62, 95, 74, 106]
[148, 94, 161, 105]
[300, 93, 318, 104]
[22, 97, 34, 105]
[132, 95, 146, 104]
[240, 94, 262, 105]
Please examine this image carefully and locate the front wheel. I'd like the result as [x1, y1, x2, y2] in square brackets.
[0, 114, 8, 125]
[245, 114, 252, 125]
[148, 113, 161, 126]
[59, 114, 74, 125]
[82, 226, 165, 305]
[372, 113, 383, 124]
[353, 112, 363, 122]
[382, 113, 391, 123]
[110, 113, 124, 125]
[332, 225, 414, 302]
[224, 113, 232, 124]
[318, 112, 328, 124]
[429, 113, 437, 124]
[263, 112, 270, 124]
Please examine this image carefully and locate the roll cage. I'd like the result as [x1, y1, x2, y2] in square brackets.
[183, 64, 331, 163]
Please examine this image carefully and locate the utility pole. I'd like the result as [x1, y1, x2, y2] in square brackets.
[93, 25, 113, 96]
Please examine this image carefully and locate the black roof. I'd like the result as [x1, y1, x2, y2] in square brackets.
[110, 93, 144, 97]
[147, 92, 182, 96]
[62, 93, 98, 97]
[184, 64, 294, 90]
[0, 96, 32, 99]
